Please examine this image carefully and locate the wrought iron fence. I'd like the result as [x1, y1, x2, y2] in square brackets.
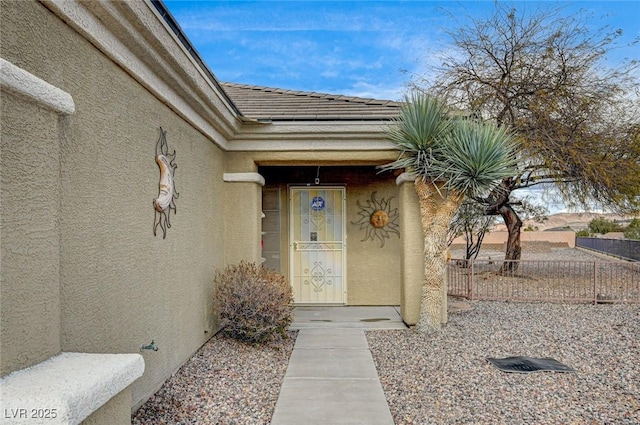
[448, 259, 640, 303]
[576, 237, 640, 261]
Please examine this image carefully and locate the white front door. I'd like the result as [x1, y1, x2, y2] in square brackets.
[290, 187, 346, 304]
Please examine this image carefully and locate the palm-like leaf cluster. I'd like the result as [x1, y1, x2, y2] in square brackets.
[382, 92, 519, 198]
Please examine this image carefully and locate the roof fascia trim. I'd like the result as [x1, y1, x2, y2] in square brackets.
[39, 0, 238, 149]
[228, 140, 396, 152]
[233, 120, 391, 138]
[230, 120, 395, 151]
[149, 1, 242, 117]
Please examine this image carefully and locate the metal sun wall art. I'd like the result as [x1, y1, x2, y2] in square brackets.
[351, 192, 400, 247]
[153, 127, 179, 239]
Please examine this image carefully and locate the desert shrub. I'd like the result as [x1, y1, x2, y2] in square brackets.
[575, 229, 592, 237]
[588, 217, 622, 234]
[624, 218, 640, 240]
[213, 261, 293, 343]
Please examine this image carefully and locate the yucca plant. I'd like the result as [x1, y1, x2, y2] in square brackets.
[382, 91, 518, 332]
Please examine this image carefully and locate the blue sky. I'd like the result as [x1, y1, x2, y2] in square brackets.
[163, 1, 639, 101]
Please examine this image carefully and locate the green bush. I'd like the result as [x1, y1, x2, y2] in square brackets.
[588, 217, 622, 234]
[624, 218, 640, 240]
[575, 229, 592, 237]
[213, 261, 293, 343]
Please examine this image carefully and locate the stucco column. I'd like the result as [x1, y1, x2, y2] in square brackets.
[223, 172, 265, 265]
[1, 59, 75, 375]
[396, 173, 424, 325]
[397, 174, 451, 327]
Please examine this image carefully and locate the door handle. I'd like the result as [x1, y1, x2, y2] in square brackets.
[293, 241, 298, 251]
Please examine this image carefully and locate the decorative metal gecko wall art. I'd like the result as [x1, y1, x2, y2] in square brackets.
[153, 127, 179, 239]
[351, 191, 400, 247]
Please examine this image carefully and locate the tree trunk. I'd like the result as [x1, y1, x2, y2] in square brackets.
[483, 178, 523, 274]
[499, 203, 522, 274]
[414, 179, 464, 333]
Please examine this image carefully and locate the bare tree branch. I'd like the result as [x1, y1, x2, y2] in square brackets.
[423, 1, 640, 264]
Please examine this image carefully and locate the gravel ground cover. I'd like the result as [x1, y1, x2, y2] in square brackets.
[132, 248, 637, 424]
[132, 331, 297, 424]
[367, 301, 640, 424]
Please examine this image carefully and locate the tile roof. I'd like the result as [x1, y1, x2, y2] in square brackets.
[221, 83, 401, 121]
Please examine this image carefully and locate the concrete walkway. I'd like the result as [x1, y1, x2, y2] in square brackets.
[271, 307, 407, 425]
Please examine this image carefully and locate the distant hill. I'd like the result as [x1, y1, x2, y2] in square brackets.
[492, 212, 637, 232]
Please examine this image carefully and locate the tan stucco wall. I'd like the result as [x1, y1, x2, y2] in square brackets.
[1, 0, 225, 409]
[397, 179, 423, 325]
[0, 90, 63, 375]
[346, 181, 401, 305]
[220, 155, 263, 265]
[223, 180, 264, 265]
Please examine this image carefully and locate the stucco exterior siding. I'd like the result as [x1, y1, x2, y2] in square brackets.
[1, 0, 226, 410]
[223, 178, 264, 265]
[397, 176, 424, 325]
[346, 180, 401, 305]
[59, 113, 224, 409]
[1, 90, 63, 376]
